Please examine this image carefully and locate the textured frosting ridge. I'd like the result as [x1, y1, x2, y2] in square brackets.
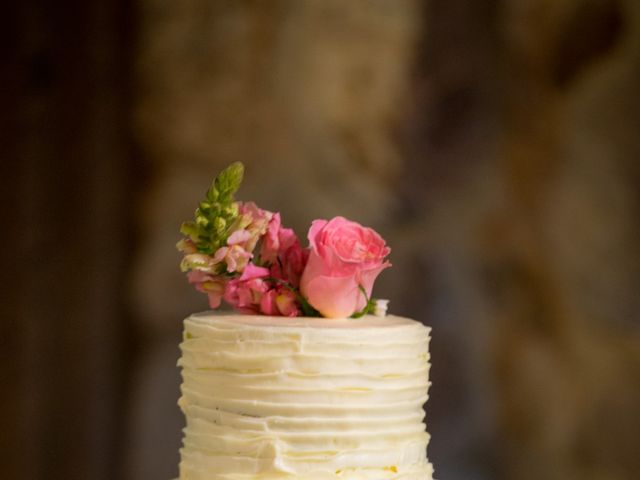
[178, 313, 433, 480]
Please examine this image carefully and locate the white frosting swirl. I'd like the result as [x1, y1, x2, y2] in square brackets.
[178, 313, 434, 479]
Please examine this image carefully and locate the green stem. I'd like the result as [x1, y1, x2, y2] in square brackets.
[351, 285, 375, 319]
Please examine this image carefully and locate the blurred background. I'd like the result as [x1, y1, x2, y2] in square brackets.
[3, 0, 640, 479]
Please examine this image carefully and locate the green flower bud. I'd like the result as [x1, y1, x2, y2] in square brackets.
[214, 217, 226, 234]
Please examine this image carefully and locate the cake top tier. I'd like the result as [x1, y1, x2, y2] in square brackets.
[188, 311, 428, 331]
[178, 311, 433, 479]
[185, 312, 431, 348]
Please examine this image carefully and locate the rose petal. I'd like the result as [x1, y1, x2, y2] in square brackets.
[303, 274, 362, 318]
[307, 219, 328, 255]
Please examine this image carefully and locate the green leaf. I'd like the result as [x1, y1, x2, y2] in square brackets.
[300, 298, 322, 317]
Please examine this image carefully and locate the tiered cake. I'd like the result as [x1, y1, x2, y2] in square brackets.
[177, 312, 433, 479]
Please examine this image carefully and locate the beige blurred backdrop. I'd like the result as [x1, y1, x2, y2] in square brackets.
[3, 1, 640, 480]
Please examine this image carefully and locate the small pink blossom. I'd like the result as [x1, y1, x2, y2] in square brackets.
[261, 213, 298, 264]
[269, 241, 308, 288]
[261, 214, 282, 264]
[187, 271, 227, 308]
[227, 229, 252, 245]
[181, 253, 217, 274]
[223, 264, 271, 312]
[258, 287, 299, 317]
[239, 201, 273, 252]
[275, 288, 299, 317]
[213, 244, 252, 273]
[300, 217, 390, 318]
[211, 225, 257, 274]
[259, 289, 279, 315]
[260, 213, 308, 287]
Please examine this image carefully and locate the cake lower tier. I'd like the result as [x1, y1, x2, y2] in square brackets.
[177, 313, 434, 480]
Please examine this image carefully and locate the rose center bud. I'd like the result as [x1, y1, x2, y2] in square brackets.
[335, 238, 366, 262]
[353, 242, 371, 260]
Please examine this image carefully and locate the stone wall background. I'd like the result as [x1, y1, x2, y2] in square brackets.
[3, 1, 639, 480]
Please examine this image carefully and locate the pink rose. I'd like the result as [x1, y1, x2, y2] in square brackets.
[299, 217, 390, 318]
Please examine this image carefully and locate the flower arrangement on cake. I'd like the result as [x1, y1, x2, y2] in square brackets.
[177, 161, 391, 319]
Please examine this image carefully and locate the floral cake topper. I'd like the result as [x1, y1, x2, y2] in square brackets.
[177, 162, 391, 318]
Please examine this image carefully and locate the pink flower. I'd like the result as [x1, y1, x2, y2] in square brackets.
[261, 213, 308, 287]
[259, 287, 300, 317]
[275, 288, 300, 316]
[222, 263, 302, 316]
[223, 264, 271, 312]
[239, 201, 273, 252]
[187, 271, 227, 308]
[181, 253, 217, 274]
[259, 289, 279, 315]
[212, 229, 253, 273]
[299, 216, 390, 318]
[261, 213, 297, 264]
[227, 229, 252, 245]
[261, 213, 282, 264]
[269, 241, 308, 288]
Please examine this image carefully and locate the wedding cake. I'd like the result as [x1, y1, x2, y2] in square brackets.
[175, 163, 435, 479]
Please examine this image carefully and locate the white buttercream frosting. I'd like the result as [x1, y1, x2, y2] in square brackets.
[178, 312, 433, 479]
